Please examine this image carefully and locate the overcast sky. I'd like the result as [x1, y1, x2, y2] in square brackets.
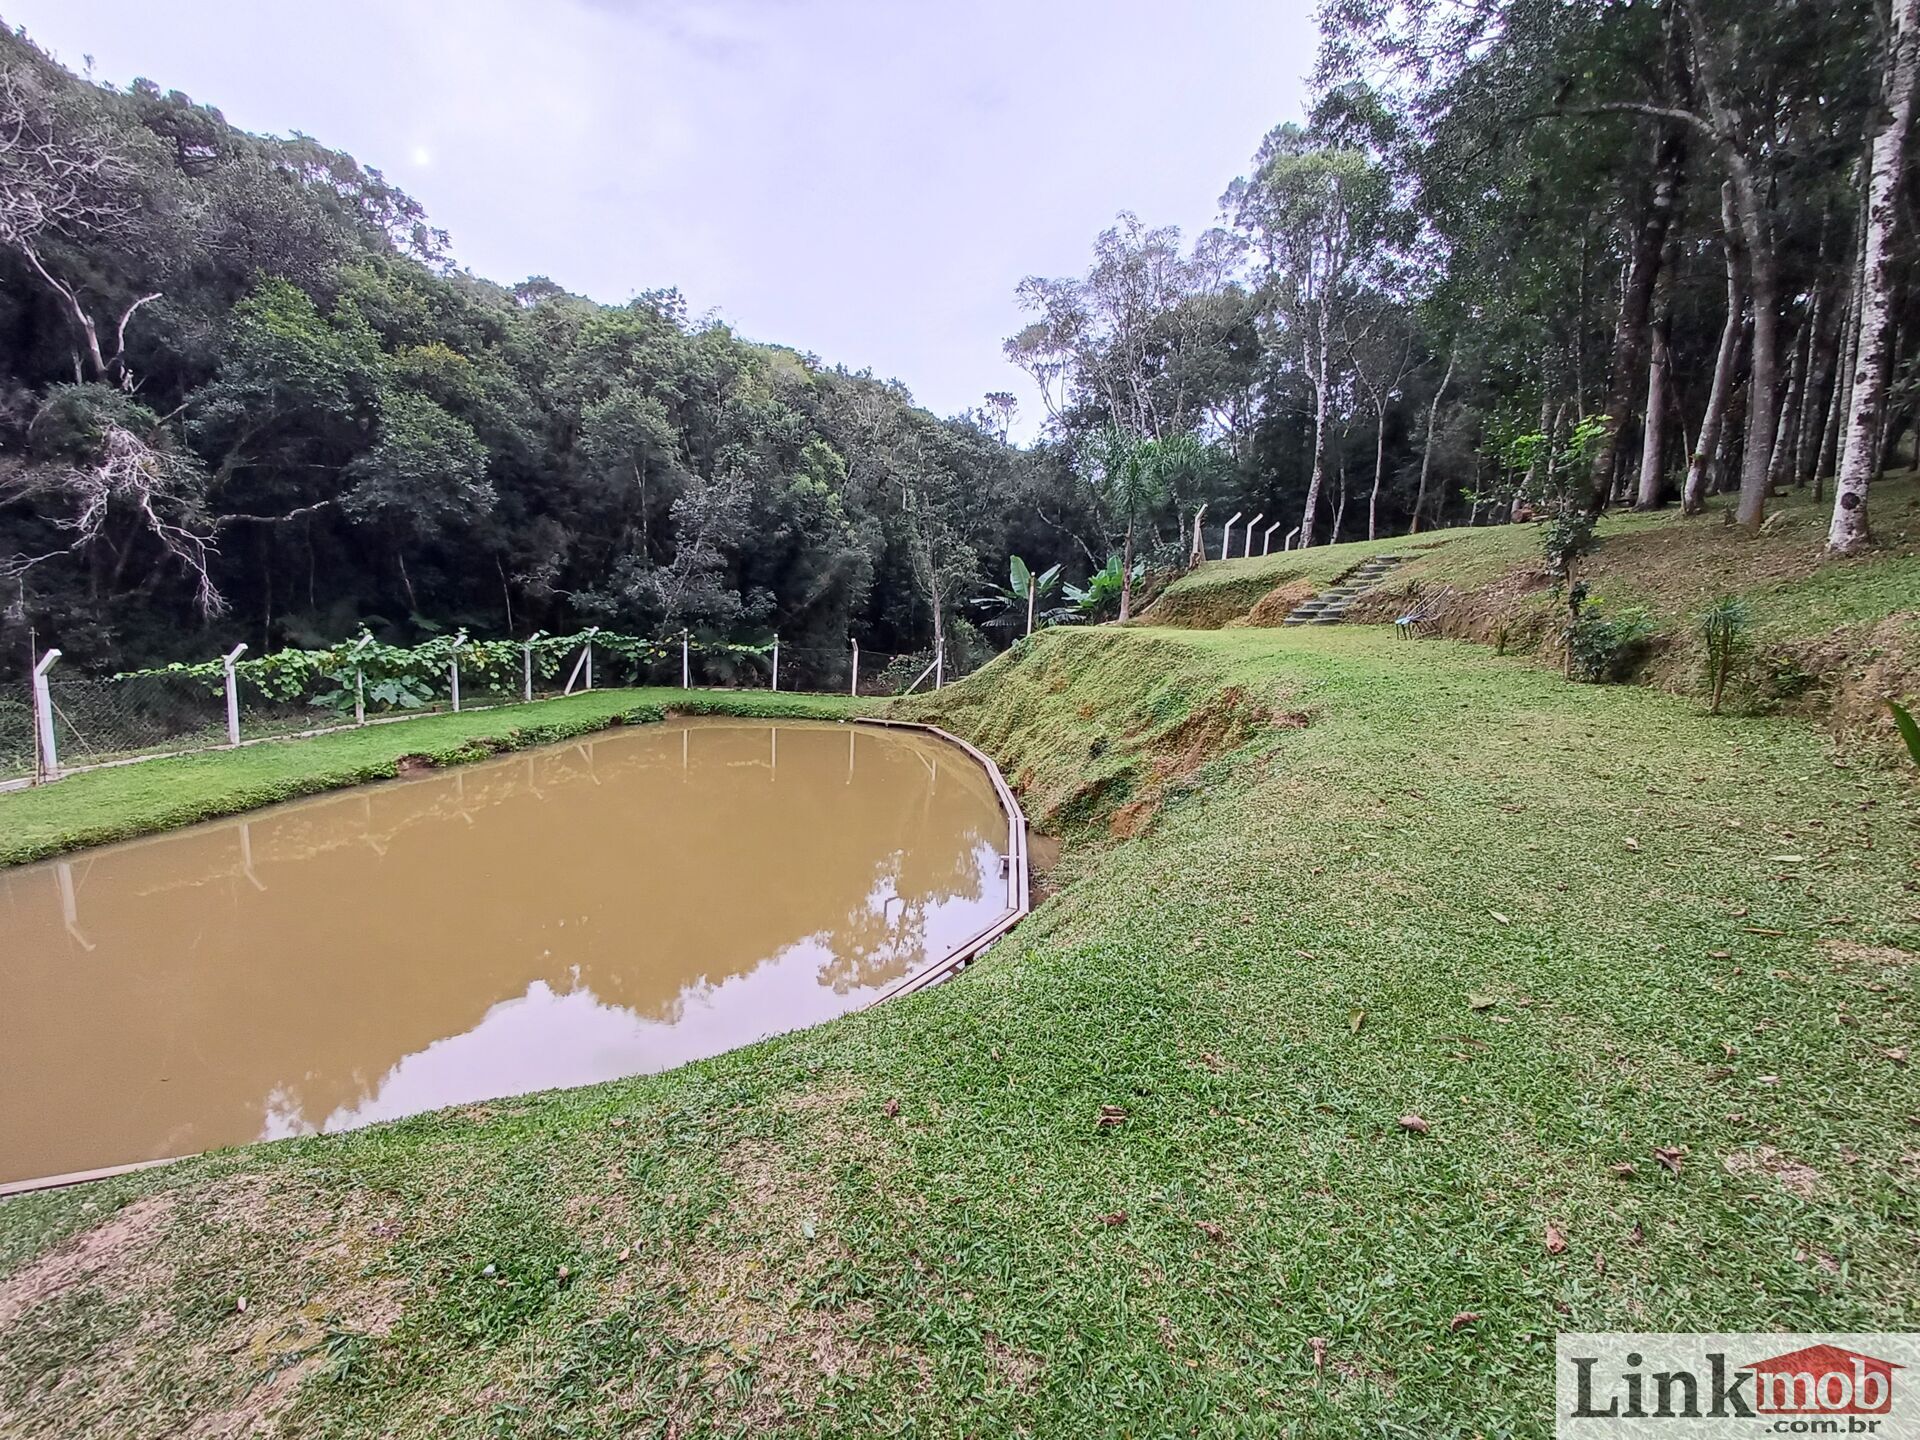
[11, 1, 1314, 439]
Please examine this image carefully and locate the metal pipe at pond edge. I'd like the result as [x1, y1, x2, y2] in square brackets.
[856, 716, 1031, 1004]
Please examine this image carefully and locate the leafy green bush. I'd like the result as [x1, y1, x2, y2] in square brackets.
[1565, 599, 1656, 682]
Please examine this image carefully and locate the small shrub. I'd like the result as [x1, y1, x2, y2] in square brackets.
[1543, 509, 1597, 580]
[1698, 597, 1751, 715]
[1566, 600, 1657, 683]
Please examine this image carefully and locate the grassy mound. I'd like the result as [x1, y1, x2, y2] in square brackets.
[1146, 479, 1920, 752]
[0, 688, 868, 867]
[1139, 531, 1425, 629]
[2, 625, 1913, 1437]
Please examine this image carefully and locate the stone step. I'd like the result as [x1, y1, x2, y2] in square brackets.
[1278, 550, 1411, 629]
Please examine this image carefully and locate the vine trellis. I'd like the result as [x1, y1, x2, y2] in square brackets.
[113, 628, 775, 715]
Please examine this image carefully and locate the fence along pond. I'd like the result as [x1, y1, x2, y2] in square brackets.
[0, 718, 1008, 1189]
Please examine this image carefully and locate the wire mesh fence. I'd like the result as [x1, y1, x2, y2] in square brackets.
[0, 693, 34, 781]
[10, 627, 979, 786]
[46, 671, 228, 771]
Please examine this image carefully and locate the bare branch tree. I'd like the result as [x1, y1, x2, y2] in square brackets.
[1, 422, 225, 614]
[0, 63, 161, 388]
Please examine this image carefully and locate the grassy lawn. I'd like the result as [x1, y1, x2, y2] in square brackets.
[0, 688, 869, 867]
[1, 625, 1916, 1437]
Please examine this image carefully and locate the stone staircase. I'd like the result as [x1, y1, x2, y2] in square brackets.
[1280, 553, 1407, 626]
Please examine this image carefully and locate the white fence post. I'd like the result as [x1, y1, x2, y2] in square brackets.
[1263, 520, 1281, 555]
[584, 627, 597, 690]
[681, 631, 690, 689]
[31, 647, 60, 783]
[448, 633, 468, 713]
[522, 641, 534, 703]
[770, 635, 779, 692]
[348, 633, 372, 726]
[849, 639, 859, 698]
[222, 642, 248, 746]
[1219, 512, 1242, 561]
[1243, 513, 1265, 558]
[1284, 526, 1301, 551]
[934, 638, 945, 689]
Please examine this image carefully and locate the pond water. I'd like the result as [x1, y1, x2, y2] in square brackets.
[0, 719, 1009, 1188]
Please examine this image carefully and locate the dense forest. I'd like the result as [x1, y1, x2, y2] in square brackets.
[3, 0, 1917, 682]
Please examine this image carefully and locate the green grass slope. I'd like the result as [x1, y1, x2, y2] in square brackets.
[1146, 478, 1920, 746]
[1, 626, 1915, 1438]
[0, 688, 868, 867]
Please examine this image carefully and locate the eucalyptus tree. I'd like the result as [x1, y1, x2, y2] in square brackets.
[1228, 125, 1390, 547]
[1831, 0, 1920, 555]
[1006, 214, 1250, 442]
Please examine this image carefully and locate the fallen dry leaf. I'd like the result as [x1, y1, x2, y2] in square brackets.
[1629, 1223, 1646, 1245]
[1097, 1105, 1128, 1128]
[1545, 1222, 1568, 1255]
[1097, 1210, 1127, 1227]
[1349, 1008, 1367, 1034]
[1593, 1250, 1606, 1276]
[1607, 1162, 1638, 1180]
[1450, 1311, 1482, 1333]
[617, 1247, 632, 1263]
[1196, 1221, 1226, 1242]
[1653, 1145, 1686, 1175]
[883, 1097, 901, 1117]
[1398, 1113, 1431, 1135]
[1885, 1048, 1910, 1065]
[1489, 911, 1512, 926]
[1623, 837, 1641, 852]
[1309, 1336, 1328, 1373]
[1467, 993, 1496, 1011]
[235, 1296, 249, 1314]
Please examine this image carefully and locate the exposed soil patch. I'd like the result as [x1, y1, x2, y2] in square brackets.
[1723, 1145, 1823, 1199]
[1242, 580, 1318, 627]
[0, 1177, 414, 1440]
[1822, 939, 1917, 971]
[394, 753, 438, 777]
[0, 1195, 176, 1331]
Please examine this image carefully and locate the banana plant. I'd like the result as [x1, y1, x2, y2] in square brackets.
[973, 554, 1065, 636]
[1892, 700, 1920, 767]
[1063, 554, 1142, 623]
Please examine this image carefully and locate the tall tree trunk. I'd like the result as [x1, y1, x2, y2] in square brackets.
[1768, 318, 1809, 493]
[1634, 332, 1672, 509]
[1733, 195, 1782, 529]
[1635, 237, 1680, 510]
[1298, 313, 1334, 548]
[1832, 0, 1920, 553]
[1368, 400, 1386, 541]
[1683, 190, 1746, 514]
[1411, 350, 1455, 533]
[1799, 276, 1847, 487]
[1588, 122, 1687, 512]
[1118, 523, 1135, 622]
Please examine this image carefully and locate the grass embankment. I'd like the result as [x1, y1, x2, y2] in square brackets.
[0, 688, 869, 867]
[1151, 476, 1920, 746]
[1142, 530, 1429, 629]
[2, 623, 1915, 1437]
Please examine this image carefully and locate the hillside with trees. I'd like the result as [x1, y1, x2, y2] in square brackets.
[4, 0, 1918, 686]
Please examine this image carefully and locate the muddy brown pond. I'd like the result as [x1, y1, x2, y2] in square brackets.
[0, 719, 1009, 1188]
